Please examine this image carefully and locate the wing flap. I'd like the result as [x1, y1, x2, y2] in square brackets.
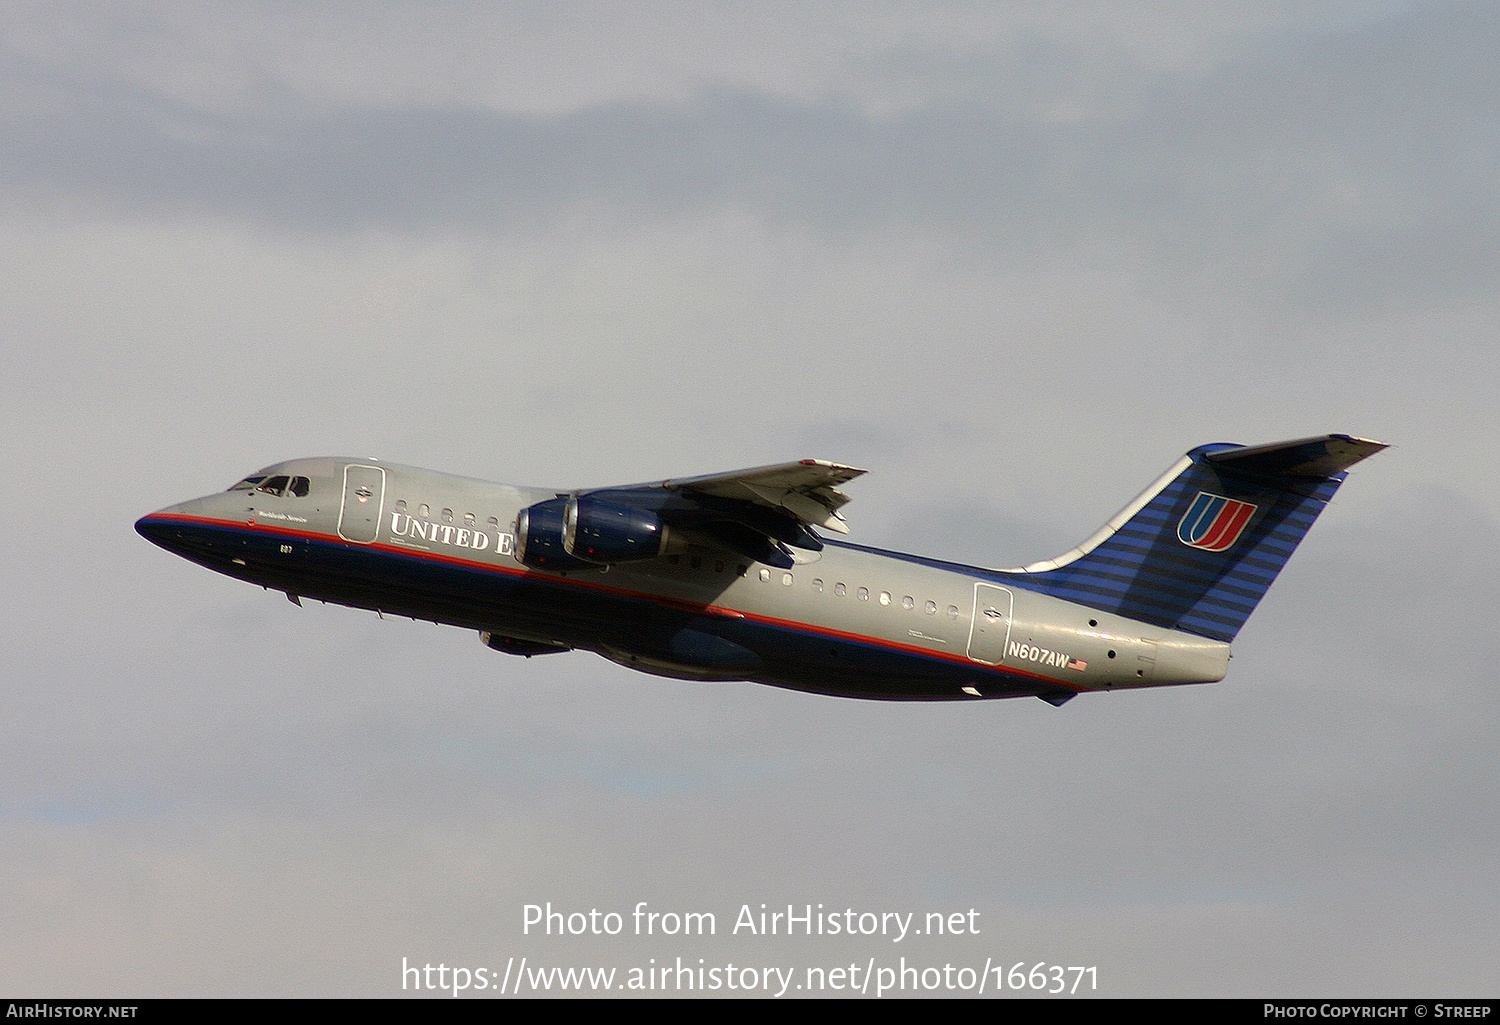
[734, 478, 854, 533]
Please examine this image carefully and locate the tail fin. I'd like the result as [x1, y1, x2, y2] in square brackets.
[1000, 435, 1386, 641]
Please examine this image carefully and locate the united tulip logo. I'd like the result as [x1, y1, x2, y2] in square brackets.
[1177, 492, 1258, 552]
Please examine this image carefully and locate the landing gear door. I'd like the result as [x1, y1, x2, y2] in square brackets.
[967, 583, 1014, 666]
[338, 464, 385, 543]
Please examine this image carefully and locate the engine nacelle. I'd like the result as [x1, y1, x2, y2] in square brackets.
[515, 496, 669, 569]
[567, 496, 670, 563]
[515, 497, 591, 569]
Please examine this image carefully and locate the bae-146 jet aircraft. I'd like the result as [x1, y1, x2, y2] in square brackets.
[137, 434, 1383, 704]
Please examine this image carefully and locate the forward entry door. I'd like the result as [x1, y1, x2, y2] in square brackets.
[338, 464, 386, 543]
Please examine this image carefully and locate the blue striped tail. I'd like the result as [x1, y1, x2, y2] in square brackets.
[999, 435, 1385, 642]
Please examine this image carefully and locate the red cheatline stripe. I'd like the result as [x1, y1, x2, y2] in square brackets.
[142, 513, 1088, 693]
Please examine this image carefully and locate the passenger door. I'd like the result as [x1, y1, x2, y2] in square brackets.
[966, 583, 1014, 666]
[337, 464, 386, 543]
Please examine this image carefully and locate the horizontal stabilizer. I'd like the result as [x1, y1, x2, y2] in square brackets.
[1205, 434, 1387, 479]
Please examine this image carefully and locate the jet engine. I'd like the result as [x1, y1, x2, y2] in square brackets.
[515, 496, 671, 569]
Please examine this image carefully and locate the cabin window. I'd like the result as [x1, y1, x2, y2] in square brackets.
[782, 573, 793, 586]
[878, 591, 891, 606]
[759, 569, 771, 582]
[857, 587, 869, 601]
[834, 582, 847, 596]
[464, 512, 476, 527]
[419, 504, 430, 518]
[947, 605, 959, 619]
[395, 500, 408, 514]
[442, 508, 453, 523]
[812, 579, 823, 593]
[487, 516, 499, 530]
[925, 600, 937, 615]
[901, 595, 914, 610]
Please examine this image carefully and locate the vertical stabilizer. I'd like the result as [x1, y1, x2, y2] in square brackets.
[1000, 435, 1385, 641]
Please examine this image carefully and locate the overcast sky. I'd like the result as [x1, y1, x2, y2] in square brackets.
[3, 1, 1496, 997]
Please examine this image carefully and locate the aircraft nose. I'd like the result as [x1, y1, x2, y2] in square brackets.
[135, 501, 202, 556]
[135, 508, 184, 552]
[135, 513, 171, 547]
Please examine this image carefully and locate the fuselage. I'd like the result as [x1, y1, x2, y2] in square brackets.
[136, 457, 1231, 703]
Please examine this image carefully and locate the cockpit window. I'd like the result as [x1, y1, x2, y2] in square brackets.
[248, 475, 309, 498]
[228, 475, 267, 492]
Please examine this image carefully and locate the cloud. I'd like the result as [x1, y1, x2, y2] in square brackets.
[4, 1, 1497, 997]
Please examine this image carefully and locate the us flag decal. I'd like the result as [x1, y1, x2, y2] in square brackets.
[1177, 492, 1258, 552]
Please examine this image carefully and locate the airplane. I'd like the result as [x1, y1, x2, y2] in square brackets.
[136, 434, 1384, 705]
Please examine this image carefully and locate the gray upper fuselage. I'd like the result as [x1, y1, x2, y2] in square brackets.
[146, 457, 1230, 699]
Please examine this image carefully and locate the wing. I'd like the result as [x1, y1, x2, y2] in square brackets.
[616, 459, 866, 533]
[583, 459, 866, 569]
